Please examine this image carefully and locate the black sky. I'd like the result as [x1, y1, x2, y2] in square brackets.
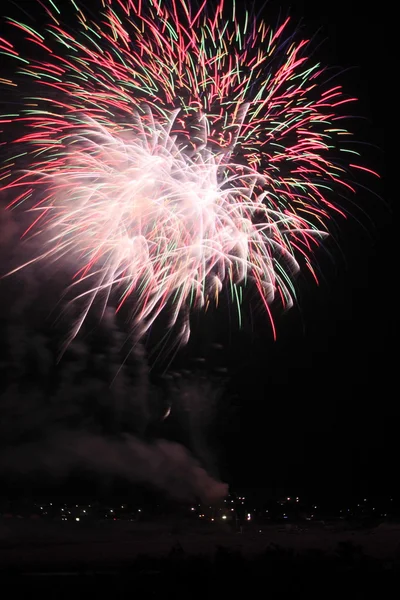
[216, 0, 390, 499]
[0, 0, 390, 502]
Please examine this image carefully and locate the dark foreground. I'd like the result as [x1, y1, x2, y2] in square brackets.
[2, 545, 399, 598]
[1, 520, 399, 597]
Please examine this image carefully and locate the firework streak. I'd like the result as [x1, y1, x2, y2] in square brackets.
[0, 0, 376, 344]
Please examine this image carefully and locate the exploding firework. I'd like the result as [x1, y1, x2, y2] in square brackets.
[0, 0, 376, 345]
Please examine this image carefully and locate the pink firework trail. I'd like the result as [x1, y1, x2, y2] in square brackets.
[0, 0, 377, 344]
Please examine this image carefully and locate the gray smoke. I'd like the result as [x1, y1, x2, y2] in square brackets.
[0, 206, 227, 503]
[169, 372, 224, 478]
[0, 432, 227, 503]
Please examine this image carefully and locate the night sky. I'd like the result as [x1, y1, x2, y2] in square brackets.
[0, 0, 390, 504]
[217, 0, 390, 499]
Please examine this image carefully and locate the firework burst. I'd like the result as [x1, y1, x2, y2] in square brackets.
[0, 0, 374, 344]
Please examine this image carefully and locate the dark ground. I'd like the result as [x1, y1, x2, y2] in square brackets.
[1, 519, 399, 597]
[2, 546, 398, 599]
